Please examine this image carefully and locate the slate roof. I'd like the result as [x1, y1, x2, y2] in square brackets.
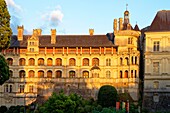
[134, 24, 140, 31]
[10, 35, 117, 48]
[148, 10, 170, 31]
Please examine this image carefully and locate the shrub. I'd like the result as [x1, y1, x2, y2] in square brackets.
[0, 106, 7, 113]
[98, 85, 118, 107]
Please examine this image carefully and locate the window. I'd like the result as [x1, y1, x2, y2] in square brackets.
[69, 71, 75, 78]
[120, 58, 123, 65]
[56, 70, 62, 78]
[19, 58, 26, 66]
[20, 85, 25, 93]
[69, 58, 76, 66]
[9, 85, 12, 93]
[4, 85, 8, 92]
[128, 37, 133, 44]
[7, 58, 13, 66]
[125, 57, 129, 65]
[106, 71, 111, 78]
[29, 70, 35, 78]
[9, 70, 13, 77]
[135, 70, 137, 78]
[4, 85, 12, 93]
[19, 70, 25, 78]
[47, 70, 52, 78]
[30, 48, 34, 52]
[106, 58, 111, 66]
[47, 58, 53, 66]
[92, 58, 99, 66]
[38, 71, 44, 78]
[124, 70, 128, 78]
[30, 42, 34, 45]
[83, 58, 89, 66]
[120, 71, 122, 78]
[135, 57, 137, 64]
[131, 57, 134, 64]
[153, 81, 159, 89]
[153, 41, 159, 51]
[153, 62, 159, 74]
[83, 71, 89, 78]
[29, 85, 33, 93]
[56, 58, 62, 66]
[38, 58, 44, 66]
[92, 72, 99, 78]
[29, 58, 35, 66]
[131, 70, 133, 78]
[153, 93, 159, 102]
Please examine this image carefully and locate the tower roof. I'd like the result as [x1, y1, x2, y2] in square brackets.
[134, 24, 140, 31]
[124, 10, 129, 15]
[124, 4, 129, 14]
[148, 10, 170, 31]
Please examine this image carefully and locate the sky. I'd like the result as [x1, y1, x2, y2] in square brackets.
[5, 0, 170, 35]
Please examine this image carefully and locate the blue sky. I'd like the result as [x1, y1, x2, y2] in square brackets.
[5, 0, 170, 35]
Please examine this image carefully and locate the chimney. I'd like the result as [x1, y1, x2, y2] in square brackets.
[51, 29, 56, 44]
[89, 29, 94, 36]
[37, 29, 42, 36]
[119, 18, 123, 30]
[33, 29, 38, 36]
[33, 29, 42, 36]
[113, 19, 117, 31]
[17, 25, 24, 41]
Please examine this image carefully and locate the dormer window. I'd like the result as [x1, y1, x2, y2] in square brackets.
[30, 48, 34, 52]
[30, 42, 35, 46]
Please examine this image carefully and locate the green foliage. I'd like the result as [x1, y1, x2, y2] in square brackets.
[0, 0, 12, 52]
[100, 108, 113, 113]
[0, 55, 9, 85]
[0, 106, 7, 113]
[38, 92, 80, 113]
[20, 106, 25, 112]
[129, 103, 139, 113]
[98, 85, 118, 107]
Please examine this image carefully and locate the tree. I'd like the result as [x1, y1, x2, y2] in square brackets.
[0, 106, 8, 113]
[38, 92, 78, 113]
[0, 0, 12, 52]
[0, 0, 12, 85]
[0, 55, 9, 85]
[97, 85, 118, 107]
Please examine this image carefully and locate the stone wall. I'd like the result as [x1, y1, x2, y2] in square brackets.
[143, 93, 170, 112]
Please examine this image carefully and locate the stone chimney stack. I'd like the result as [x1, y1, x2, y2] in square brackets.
[33, 29, 42, 36]
[119, 18, 123, 30]
[89, 29, 94, 36]
[113, 19, 117, 31]
[37, 29, 42, 36]
[33, 29, 38, 36]
[51, 29, 56, 44]
[17, 25, 24, 41]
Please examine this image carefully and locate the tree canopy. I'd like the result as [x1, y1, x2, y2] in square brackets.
[0, 55, 9, 85]
[0, 0, 12, 85]
[97, 85, 118, 107]
[38, 92, 87, 113]
[0, 0, 12, 52]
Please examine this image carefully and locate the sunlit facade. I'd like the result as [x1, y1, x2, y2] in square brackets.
[143, 10, 170, 112]
[0, 9, 141, 107]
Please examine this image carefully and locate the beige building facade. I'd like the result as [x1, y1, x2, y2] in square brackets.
[143, 10, 170, 112]
[0, 9, 141, 107]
